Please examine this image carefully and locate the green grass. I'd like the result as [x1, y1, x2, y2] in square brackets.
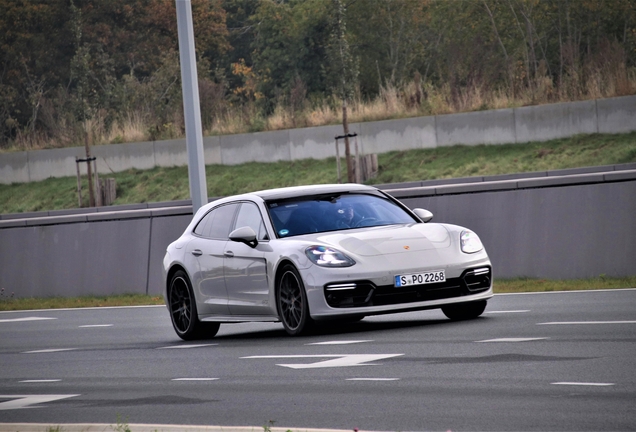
[494, 277, 636, 294]
[0, 293, 165, 311]
[1, 132, 635, 214]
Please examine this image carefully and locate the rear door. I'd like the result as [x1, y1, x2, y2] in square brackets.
[187, 203, 239, 316]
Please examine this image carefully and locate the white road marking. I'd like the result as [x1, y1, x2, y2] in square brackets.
[538, 321, 636, 325]
[476, 338, 549, 343]
[79, 324, 113, 328]
[243, 354, 404, 369]
[485, 310, 530, 314]
[172, 378, 219, 381]
[347, 378, 400, 381]
[306, 340, 373, 345]
[0, 317, 57, 323]
[22, 348, 77, 354]
[156, 344, 218, 349]
[552, 382, 615, 387]
[19, 380, 61, 383]
[0, 394, 79, 410]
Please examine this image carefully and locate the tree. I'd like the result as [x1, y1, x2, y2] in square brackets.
[328, 0, 358, 183]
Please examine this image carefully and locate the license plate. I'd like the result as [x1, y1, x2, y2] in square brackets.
[395, 270, 445, 287]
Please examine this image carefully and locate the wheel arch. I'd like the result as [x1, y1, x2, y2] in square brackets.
[165, 264, 190, 300]
[273, 258, 297, 317]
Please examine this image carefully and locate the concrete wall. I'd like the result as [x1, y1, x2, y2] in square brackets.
[2, 95, 634, 185]
[1, 168, 634, 298]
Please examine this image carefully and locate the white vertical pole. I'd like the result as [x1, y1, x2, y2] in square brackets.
[176, 0, 208, 213]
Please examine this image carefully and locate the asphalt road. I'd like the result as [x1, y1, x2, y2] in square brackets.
[1, 289, 635, 431]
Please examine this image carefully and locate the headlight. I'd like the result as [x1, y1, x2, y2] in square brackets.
[305, 246, 355, 267]
[460, 230, 483, 254]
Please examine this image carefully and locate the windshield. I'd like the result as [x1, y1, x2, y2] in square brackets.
[266, 193, 417, 238]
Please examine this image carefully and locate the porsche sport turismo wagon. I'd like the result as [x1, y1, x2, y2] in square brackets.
[163, 184, 492, 339]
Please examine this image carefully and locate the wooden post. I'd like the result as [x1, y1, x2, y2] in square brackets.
[84, 132, 95, 207]
[354, 135, 360, 183]
[335, 138, 341, 184]
[101, 178, 116, 206]
[342, 99, 354, 183]
[75, 158, 82, 207]
[93, 158, 101, 207]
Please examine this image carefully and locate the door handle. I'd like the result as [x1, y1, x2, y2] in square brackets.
[224, 251, 234, 258]
[191, 249, 203, 257]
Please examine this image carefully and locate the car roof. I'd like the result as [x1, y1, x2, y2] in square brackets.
[208, 183, 378, 204]
[196, 184, 381, 218]
[251, 183, 378, 200]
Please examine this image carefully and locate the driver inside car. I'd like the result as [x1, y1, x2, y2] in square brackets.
[336, 204, 357, 228]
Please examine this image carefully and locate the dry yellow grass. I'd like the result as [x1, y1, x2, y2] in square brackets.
[6, 69, 636, 151]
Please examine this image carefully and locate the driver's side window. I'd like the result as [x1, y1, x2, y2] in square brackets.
[234, 202, 269, 241]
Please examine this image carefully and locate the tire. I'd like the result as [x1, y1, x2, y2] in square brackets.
[442, 300, 487, 321]
[277, 264, 313, 336]
[168, 270, 220, 340]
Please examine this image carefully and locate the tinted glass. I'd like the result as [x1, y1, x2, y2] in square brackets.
[267, 193, 416, 238]
[234, 202, 268, 241]
[194, 203, 238, 239]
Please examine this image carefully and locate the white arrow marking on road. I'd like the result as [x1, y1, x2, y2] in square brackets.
[0, 394, 79, 410]
[306, 340, 373, 345]
[0, 317, 57, 323]
[242, 354, 404, 369]
[22, 348, 77, 354]
[475, 338, 549, 343]
[538, 321, 636, 325]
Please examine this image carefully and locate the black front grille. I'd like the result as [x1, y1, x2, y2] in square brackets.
[324, 267, 491, 308]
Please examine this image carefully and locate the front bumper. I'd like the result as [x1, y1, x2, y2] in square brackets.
[302, 252, 493, 320]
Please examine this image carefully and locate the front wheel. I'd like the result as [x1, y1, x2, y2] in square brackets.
[277, 264, 313, 336]
[168, 270, 220, 340]
[442, 300, 487, 321]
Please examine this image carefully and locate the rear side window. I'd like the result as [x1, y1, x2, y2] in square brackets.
[193, 203, 239, 239]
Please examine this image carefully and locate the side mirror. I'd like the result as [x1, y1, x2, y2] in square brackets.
[413, 208, 433, 223]
[229, 226, 258, 248]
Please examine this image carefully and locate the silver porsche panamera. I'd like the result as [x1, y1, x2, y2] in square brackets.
[162, 183, 493, 339]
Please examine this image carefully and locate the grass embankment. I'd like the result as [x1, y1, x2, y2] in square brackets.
[1, 132, 635, 214]
[0, 279, 634, 312]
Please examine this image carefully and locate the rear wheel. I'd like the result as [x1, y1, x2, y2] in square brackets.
[442, 300, 487, 321]
[277, 264, 313, 336]
[168, 270, 220, 340]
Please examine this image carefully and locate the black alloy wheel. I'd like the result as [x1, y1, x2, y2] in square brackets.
[168, 270, 220, 340]
[277, 264, 313, 336]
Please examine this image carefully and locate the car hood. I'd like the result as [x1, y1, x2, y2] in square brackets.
[313, 223, 452, 257]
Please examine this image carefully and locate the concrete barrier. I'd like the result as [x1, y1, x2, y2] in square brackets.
[220, 129, 291, 165]
[597, 95, 636, 134]
[358, 116, 436, 153]
[0, 95, 635, 185]
[290, 123, 355, 160]
[93, 141, 156, 173]
[436, 108, 516, 146]
[515, 99, 598, 143]
[1, 168, 635, 298]
[28, 147, 85, 182]
[0, 151, 29, 184]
